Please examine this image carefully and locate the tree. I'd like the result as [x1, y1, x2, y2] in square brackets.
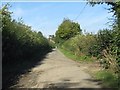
[55, 19, 82, 43]
[87, 0, 120, 27]
[38, 31, 43, 36]
[88, 0, 120, 76]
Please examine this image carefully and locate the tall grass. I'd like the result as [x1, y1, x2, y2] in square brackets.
[95, 70, 119, 88]
[59, 47, 94, 63]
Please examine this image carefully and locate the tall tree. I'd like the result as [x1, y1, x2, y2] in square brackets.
[55, 19, 82, 43]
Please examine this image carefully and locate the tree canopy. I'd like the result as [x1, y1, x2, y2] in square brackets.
[55, 19, 82, 43]
[87, 0, 120, 27]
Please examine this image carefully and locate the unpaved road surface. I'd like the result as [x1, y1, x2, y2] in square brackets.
[13, 49, 101, 88]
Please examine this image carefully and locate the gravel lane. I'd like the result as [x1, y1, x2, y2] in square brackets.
[13, 49, 101, 88]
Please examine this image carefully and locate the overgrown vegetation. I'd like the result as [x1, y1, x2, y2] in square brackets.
[61, 34, 97, 56]
[59, 47, 94, 62]
[2, 4, 51, 64]
[1, 4, 52, 88]
[87, 0, 120, 73]
[94, 70, 119, 88]
[55, 1, 120, 88]
[1, 1, 120, 88]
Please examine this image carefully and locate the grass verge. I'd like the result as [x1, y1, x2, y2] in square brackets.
[59, 47, 120, 89]
[59, 47, 94, 63]
[94, 70, 119, 88]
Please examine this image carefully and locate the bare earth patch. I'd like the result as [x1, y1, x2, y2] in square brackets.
[12, 49, 101, 88]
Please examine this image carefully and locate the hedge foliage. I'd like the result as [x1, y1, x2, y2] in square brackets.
[1, 4, 51, 64]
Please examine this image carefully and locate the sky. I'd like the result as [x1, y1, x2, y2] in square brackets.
[2, 2, 114, 37]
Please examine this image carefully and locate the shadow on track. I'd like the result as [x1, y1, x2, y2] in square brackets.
[2, 49, 53, 89]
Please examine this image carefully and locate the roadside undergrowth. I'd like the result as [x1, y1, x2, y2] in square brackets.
[59, 47, 120, 89]
[59, 47, 95, 63]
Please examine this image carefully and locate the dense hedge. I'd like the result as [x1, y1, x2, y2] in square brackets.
[61, 34, 97, 56]
[60, 28, 120, 73]
[1, 5, 52, 88]
[1, 4, 51, 64]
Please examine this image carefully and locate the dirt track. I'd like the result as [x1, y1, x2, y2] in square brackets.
[13, 49, 101, 88]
